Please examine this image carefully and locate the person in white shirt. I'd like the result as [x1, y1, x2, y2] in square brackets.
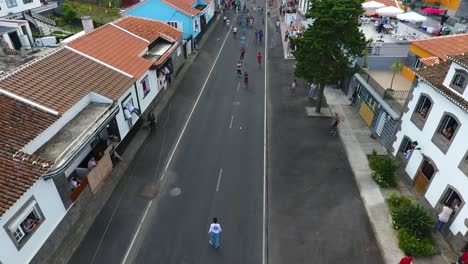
[123, 107, 133, 128]
[88, 157, 97, 170]
[208, 217, 222, 248]
[435, 203, 453, 231]
[125, 102, 141, 117]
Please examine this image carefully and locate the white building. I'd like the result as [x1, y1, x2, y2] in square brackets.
[391, 54, 468, 248]
[0, 0, 41, 18]
[0, 16, 184, 264]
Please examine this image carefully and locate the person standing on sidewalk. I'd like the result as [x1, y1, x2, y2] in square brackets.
[399, 252, 413, 264]
[208, 217, 222, 248]
[435, 203, 453, 231]
[290, 79, 297, 96]
[308, 82, 317, 99]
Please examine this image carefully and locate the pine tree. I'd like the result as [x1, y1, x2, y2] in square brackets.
[293, 0, 367, 112]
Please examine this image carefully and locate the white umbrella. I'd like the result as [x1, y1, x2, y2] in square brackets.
[396, 11, 427, 22]
[376, 6, 405, 16]
[363, 1, 386, 9]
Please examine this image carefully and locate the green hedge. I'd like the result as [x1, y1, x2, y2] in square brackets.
[398, 228, 436, 257]
[369, 150, 398, 188]
[387, 193, 436, 256]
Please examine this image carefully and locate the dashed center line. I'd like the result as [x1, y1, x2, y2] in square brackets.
[229, 115, 234, 128]
[216, 168, 223, 192]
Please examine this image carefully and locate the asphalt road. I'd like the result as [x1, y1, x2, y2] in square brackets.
[68, 6, 266, 264]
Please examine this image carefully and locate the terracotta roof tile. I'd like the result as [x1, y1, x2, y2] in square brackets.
[114, 16, 183, 42]
[0, 94, 58, 218]
[161, 0, 200, 16]
[411, 33, 468, 60]
[68, 24, 154, 78]
[420, 56, 440, 66]
[0, 48, 135, 114]
[412, 55, 468, 112]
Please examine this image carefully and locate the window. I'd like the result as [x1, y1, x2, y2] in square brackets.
[4, 197, 45, 249]
[141, 76, 150, 98]
[414, 95, 432, 119]
[23, 0, 33, 4]
[432, 113, 460, 154]
[450, 70, 467, 93]
[458, 150, 468, 176]
[5, 0, 18, 8]
[437, 115, 458, 141]
[167, 21, 178, 29]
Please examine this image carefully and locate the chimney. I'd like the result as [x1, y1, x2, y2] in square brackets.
[81, 16, 94, 34]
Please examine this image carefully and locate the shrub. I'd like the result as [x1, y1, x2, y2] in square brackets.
[398, 228, 436, 256]
[387, 192, 412, 211]
[62, 3, 77, 23]
[392, 202, 434, 239]
[369, 153, 399, 188]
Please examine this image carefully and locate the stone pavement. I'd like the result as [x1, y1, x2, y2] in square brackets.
[324, 86, 457, 264]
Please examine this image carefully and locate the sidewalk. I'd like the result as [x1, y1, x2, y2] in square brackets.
[324, 86, 457, 264]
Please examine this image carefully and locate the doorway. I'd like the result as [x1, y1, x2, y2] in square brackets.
[414, 159, 435, 196]
[8, 31, 21, 50]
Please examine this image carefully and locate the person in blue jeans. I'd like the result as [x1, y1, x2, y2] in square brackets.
[209, 217, 222, 248]
[435, 203, 453, 231]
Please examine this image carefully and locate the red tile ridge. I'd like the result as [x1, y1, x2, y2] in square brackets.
[119, 16, 184, 38]
[64, 46, 135, 78]
[109, 22, 151, 43]
[161, 0, 198, 16]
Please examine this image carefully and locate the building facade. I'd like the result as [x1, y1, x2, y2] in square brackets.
[391, 54, 468, 248]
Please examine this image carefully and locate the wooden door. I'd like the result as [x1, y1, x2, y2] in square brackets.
[414, 170, 429, 196]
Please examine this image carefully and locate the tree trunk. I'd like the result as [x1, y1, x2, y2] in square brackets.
[315, 83, 325, 113]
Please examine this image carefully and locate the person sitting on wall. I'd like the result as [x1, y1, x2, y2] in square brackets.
[70, 176, 81, 191]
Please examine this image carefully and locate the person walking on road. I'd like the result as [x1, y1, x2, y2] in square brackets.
[275, 20, 280, 32]
[259, 29, 264, 44]
[257, 52, 262, 68]
[240, 47, 246, 60]
[236, 61, 242, 76]
[244, 71, 249, 88]
[290, 79, 296, 96]
[241, 34, 246, 47]
[208, 217, 222, 249]
[254, 30, 259, 45]
[233, 25, 238, 38]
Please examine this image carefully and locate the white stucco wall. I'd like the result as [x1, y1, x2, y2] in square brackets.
[135, 69, 159, 113]
[392, 79, 468, 236]
[0, 0, 42, 17]
[0, 179, 66, 264]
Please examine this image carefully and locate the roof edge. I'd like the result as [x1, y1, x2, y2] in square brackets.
[0, 89, 59, 116]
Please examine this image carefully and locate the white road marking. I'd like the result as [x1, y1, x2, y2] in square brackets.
[216, 168, 223, 192]
[229, 115, 234, 128]
[237, 81, 241, 92]
[121, 200, 153, 264]
[161, 24, 233, 180]
[263, 4, 268, 264]
[120, 24, 233, 264]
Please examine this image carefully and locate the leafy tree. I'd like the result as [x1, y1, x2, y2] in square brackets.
[62, 2, 77, 24]
[293, 0, 367, 112]
[390, 59, 403, 90]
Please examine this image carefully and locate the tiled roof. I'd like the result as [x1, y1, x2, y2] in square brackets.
[114, 16, 183, 42]
[412, 56, 468, 112]
[0, 94, 58, 218]
[411, 33, 468, 60]
[419, 56, 440, 66]
[68, 24, 154, 78]
[448, 54, 468, 68]
[161, 0, 200, 16]
[0, 48, 135, 114]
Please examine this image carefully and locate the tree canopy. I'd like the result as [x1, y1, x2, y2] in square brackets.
[293, 0, 367, 84]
